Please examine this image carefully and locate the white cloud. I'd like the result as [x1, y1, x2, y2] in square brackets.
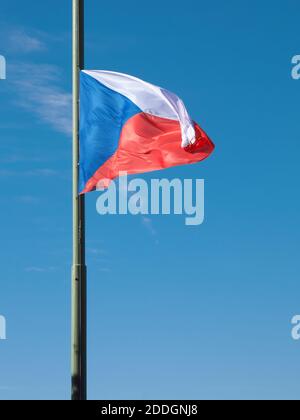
[87, 247, 112, 273]
[15, 196, 40, 204]
[0, 153, 44, 164]
[98, 268, 112, 273]
[141, 216, 159, 243]
[10, 63, 72, 135]
[0, 168, 59, 177]
[25, 267, 46, 273]
[25, 266, 58, 273]
[0, 26, 71, 135]
[87, 248, 107, 257]
[9, 29, 46, 53]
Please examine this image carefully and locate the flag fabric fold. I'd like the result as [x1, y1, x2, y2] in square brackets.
[79, 70, 214, 193]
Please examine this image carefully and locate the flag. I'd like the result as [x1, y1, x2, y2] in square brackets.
[79, 70, 214, 193]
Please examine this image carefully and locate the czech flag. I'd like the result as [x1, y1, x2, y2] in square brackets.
[79, 70, 214, 194]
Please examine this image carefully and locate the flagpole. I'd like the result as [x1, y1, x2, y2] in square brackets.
[72, 0, 87, 401]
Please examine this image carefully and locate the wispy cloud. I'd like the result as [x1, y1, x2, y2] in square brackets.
[10, 63, 72, 135]
[29, 168, 58, 177]
[98, 268, 112, 273]
[87, 247, 112, 273]
[8, 29, 46, 53]
[141, 216, 159, 243]
[15, 195, 40, 204]
[25, 266, 58, 273]
[87, 248, 107, 257]
[0, 153, 44, 164]
[0, 168, 59, 177]
[0, 25, 72, 135]
[24, 267, 45, 273]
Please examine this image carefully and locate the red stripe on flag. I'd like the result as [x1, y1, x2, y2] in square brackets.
[81, 113, 214, 193]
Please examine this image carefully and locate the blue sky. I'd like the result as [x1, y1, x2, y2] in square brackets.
[0, 0, 300, 400]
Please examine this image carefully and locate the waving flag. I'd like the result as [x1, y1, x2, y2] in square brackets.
[79, 70, 214, 193]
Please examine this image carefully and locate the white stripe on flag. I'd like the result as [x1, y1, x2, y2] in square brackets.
[83, 70, 196, 147]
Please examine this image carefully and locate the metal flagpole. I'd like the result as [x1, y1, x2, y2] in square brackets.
[72, 0, 87, 401]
